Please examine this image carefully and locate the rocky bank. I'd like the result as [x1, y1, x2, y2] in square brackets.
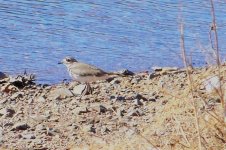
[0, 65, 225, 150]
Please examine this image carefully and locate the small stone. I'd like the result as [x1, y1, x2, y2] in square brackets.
[134, 93, 148, 101]
[118, 69, 134, 76]
[110, 78, 121, 84]
[116, 96, 125, 101]
[133, 99, 143, 106]
[101, 126, 110, 134]
[149, 97, 156, 102]
[126, 109, 144, 117]
[131, 76, 142, 84]
[28, 99, 33, 104]
[48, 87, 73, 100]
[73, 106, 89, 115]
[48, 116, 59, 122]
[22, 134, 36, 139]
[10, 92, 23, 99]
[35, 124, 46, 131]
[0, 108, 15, 117]
[117, 108, 126, 117]
[203, 76, 221, 93]
[148, 73, 158, 79]
[0, 99, 7, 104]
[0, 72, 8, 80]
[47, 128, 59, 136]
[37, 96, 45, 102]
[11, 122, 30, 131]
[109, 95, 116, 100]
[72, 84, 87, 95]
[99, 105, 107, 113]
[82, 124, 95, 133]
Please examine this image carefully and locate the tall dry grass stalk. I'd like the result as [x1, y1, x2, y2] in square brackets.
[209, 0, 225, 119]
[179, 20, 202, 150]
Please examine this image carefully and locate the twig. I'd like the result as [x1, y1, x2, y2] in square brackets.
[209, 2, 225, 126]
[179, 17, 202, 150]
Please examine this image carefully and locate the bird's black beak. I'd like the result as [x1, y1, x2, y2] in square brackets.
[58, 61, 63, 64]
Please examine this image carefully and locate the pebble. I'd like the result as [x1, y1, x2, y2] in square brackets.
[48, 87, 73, 100]
[126, 108, 144, 117]
[73, 106, 89, 115]
[11, 122, 30, 131]
[134, 93, 148, 101]
[133, 99, 143, 106]
[72, 84, 87, 95]
[0, 108, 15, 117]
[118, 69, 134, 76]
[37, 96, 45, 103]
[0, 72, 7, 80]
[99, 105, 108, 113]
[22, 133, 36, 139]
[10, 92, 23, 99]
[203, 75, 221, 93]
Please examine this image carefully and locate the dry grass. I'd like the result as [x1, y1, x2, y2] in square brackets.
[69, 1, 225, 150]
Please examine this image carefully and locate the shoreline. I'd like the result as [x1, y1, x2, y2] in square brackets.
[0, 64, 225, 149]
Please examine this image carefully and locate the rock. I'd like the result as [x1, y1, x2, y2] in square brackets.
[37, 96, 45, 102]
[0, 72, 8, 80]
[28, 98, 33, 104]
[10, 92, 23, 99]
[134, 93, 148, 101]
[110, 78, 121, 84]
[109, 95, 116, 100]
[116, 96, 126, 101]
[11, 122, 30, 131]
[126, 108, 144, 117]
[0, 108, 15, 117]
[148, 73, 158, 79]
[48, 87, 73, 100]
[152, 66, 163, 72]
[133, 99, 143, 106]
[110, 95, 125, 102]
[99, 105, 108, 113]
[72, 84, 86, 95]
[131, 76, 142, 84]
[73, 106, 89, 115]
[117, 108, 126, 117]
[100, 126, 110, 134]
[22, 133, 36, 139]
[35, 124, 46, 132]
[0, 98, 7, 104]
[82, 124, 95, 133]
[203, 76, 221, 93]
[149, 97, 157, 102]
[47, 128, 60, 136]
[118, 69, 134, 76]
[152, 66, 178, 72]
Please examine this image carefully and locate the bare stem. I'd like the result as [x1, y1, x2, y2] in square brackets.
[180, 21, 202, 150]
[209, 0, 225, 117]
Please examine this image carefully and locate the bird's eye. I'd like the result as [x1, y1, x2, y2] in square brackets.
[66, 59, 70, 62]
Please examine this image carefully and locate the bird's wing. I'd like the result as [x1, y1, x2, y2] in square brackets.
[69, 62, 107, 76]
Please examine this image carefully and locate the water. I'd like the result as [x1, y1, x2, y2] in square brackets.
[0, 0, 225, 83]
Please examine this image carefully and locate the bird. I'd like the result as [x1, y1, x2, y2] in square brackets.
[58, 56, 115, 95]
[58, 56, 113, 82]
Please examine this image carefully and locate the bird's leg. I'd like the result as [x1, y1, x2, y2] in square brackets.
[81, 82, 92, 96]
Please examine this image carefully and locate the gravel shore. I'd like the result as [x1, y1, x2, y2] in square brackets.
[0, 65, 225, 150]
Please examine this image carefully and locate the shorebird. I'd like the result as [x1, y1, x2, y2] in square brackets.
[58, 56, 114, 95]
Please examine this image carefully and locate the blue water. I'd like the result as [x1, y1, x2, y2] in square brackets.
[0, 0, 225, 83]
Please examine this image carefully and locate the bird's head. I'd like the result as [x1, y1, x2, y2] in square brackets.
[58, 56, 78, 65]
